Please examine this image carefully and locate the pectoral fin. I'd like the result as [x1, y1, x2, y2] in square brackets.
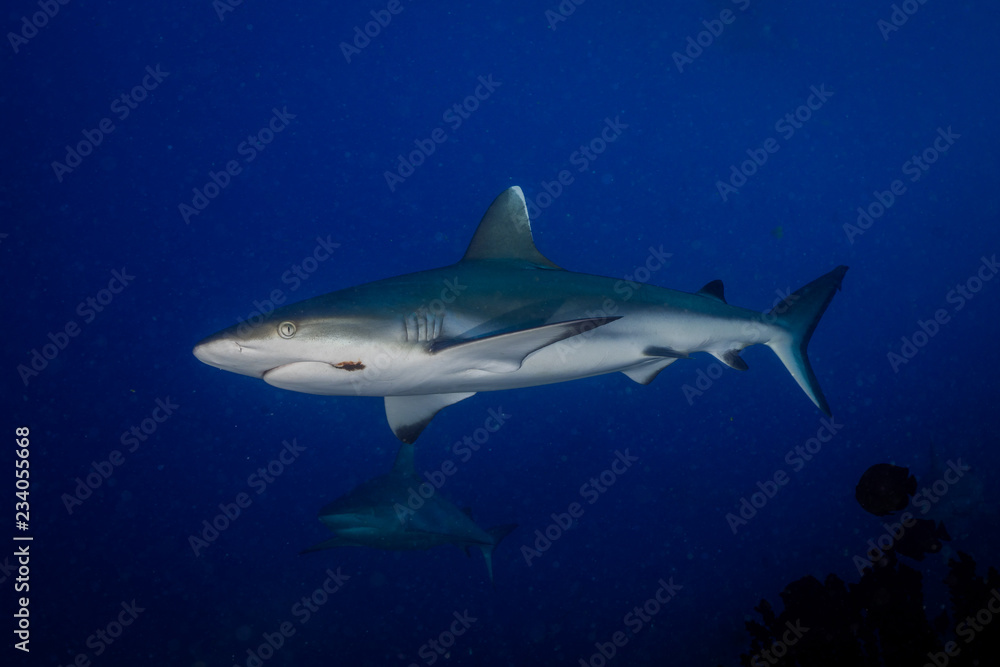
[386, 318, 619, 441]
[430, 317, 621, 373]
[384, 392, 477, 443]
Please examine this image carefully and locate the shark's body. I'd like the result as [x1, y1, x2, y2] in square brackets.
[301, 443, 516, 582]
[194, 186, 848, 441]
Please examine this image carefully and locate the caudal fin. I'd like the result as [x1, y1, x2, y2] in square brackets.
[765, 266, 848, 416]
[479, 524, 518, 586]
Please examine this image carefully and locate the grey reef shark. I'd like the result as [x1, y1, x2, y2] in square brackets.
[301, 441, 517, 583]
[194, 186, 848, 442]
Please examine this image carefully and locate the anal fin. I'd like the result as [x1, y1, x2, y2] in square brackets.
[713, 349, 748, 371]
[621, 358, 679, 385]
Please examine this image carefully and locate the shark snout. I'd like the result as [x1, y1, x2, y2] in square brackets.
[193, 336, 238, 367]
[193, 335, 270, 378]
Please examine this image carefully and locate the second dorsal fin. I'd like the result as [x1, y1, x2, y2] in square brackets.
[697, 280, 726, 303]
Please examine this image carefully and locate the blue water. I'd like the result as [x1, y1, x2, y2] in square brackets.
[4, 1, 999, 665]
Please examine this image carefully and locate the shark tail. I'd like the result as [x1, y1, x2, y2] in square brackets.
[480, 524, 518, 586]
[765, 266, 848, 416]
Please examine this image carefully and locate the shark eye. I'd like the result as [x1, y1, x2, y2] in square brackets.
[278, 321, 297, 339]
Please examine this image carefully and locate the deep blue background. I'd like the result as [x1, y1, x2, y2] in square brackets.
[3, 1, 999, 665]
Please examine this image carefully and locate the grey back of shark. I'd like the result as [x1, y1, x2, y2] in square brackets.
[194, 186, 848, 442]
[301, 443, 516, 583]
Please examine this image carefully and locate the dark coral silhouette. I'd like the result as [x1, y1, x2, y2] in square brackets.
[726, 551, 1000, 667]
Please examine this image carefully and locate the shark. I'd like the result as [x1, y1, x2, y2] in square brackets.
[194, 186, 848, 442]
[301, 442, 517, 583]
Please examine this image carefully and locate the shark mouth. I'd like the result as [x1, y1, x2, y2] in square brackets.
[263, 361, 364, 393]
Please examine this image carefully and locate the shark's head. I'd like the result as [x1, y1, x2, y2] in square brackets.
[316, 480, 402, 536]
[193, 296, 387, 395]
[317, 501, 380, 531]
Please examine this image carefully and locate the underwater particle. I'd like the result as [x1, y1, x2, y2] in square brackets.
[770, 225, 784, 239]
[855, 463, 917, 515]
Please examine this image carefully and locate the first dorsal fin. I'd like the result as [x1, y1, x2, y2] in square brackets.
[697, 279, 727, 303]
[391, 442, 417, 475]
[462, 186, 561, 269]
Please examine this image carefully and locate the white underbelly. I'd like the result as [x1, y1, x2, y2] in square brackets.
[389, 314, 714, 395]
